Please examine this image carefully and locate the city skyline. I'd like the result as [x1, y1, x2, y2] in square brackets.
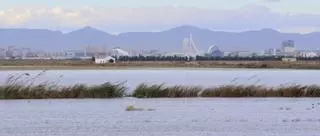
[1, 0, 320, 33]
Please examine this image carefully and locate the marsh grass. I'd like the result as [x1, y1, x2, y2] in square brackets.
[132, 83, 202, 98]
[132, 83, 168, 98]
[0, 71, 127, 99]
[1, 83, 126, 99]
[167, 86, 202, 97]
[133, 84, 320, 98]
[3, 71, 320, 99]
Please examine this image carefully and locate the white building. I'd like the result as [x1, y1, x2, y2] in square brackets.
[264, 48, 277, 56]
[111, 48, 130, 57]
[298, 51, 318, 58]
[282, 46, 295, 53]
[229, 51, 253, 57]
[95, 56, 116, 64]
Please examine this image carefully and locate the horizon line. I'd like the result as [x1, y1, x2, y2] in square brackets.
[0, 25, 318, 35]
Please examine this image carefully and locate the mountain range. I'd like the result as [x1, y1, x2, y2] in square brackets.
[0, 25, 319, 52]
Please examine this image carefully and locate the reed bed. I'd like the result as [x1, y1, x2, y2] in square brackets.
[0, 72, 126, 99]
[0, 83, 126, 99]
[133, 84, 320, 98]
[132, 83, 201, 98]
[2, 71, 320, 99]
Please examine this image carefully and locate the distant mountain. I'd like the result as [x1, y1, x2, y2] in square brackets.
[0, 25, 319, 52]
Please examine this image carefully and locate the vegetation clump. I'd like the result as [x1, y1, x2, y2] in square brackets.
[125, 105, 155, 111]
[2, 71, 320, 99]
[132, 84, 320, 98]
[132, 83, 201, 98]
[125, 105, 144, 111]
[132, 83, 169, 98]
[0, 72, 126, 99]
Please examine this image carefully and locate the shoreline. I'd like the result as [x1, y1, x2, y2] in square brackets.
[1, 60, 320, 70]
[0, 66, 319, 71]
[0, 65, 320, 71]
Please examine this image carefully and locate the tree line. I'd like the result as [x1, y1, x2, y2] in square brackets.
[114, 55, 320, 61]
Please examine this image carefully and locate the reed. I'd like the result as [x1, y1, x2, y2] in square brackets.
[1, 83, 126, 99]
[132, 83, 168, 98]
[0, 71, 127, 99]
[133, 84, 320, 98]
[167, 85, 202, 97]
[2, 71, 320, 99]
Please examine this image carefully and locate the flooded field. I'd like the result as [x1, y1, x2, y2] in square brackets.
[1, 98, 320, 136]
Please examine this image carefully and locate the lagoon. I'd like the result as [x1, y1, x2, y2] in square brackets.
[1, 98, 320, 136]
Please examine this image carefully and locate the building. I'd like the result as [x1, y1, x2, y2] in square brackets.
[64, 50, 86, 58]
[264, 48, 277, 56]
[281, 40, 296, 57]
[0, 48, 5, 59]
[6, 46, 15, 58]
[162, 52, 185, 57]
[94, 56, 116, 64]
[298, 51, 318, 58]
[208, 45, 224, 57]
[228, 51, 253, 57]
[111, 48, 130, 57]
[282, 57, 297, 62]
[21, 48, 30, 59]
[12, 49, 22, 58]
[139, 49, 161, 56]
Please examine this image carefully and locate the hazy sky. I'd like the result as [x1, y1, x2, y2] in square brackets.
[0, 0, 320, 33]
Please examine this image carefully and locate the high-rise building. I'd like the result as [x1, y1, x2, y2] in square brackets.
[0, 48, 6, 58]
[282, 40, 295, 53]
[21, 48, 30, 59]
[264, 48, 277, 56]
[281, 40, 296, 57]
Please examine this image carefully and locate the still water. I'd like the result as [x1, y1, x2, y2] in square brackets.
[0, 68, 319, 90]
[1, 98, 320, 136]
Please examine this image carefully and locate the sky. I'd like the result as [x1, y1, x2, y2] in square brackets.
[0, 0, 320, 33]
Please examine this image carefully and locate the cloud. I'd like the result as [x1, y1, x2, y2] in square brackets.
[0, 5, 320, 33]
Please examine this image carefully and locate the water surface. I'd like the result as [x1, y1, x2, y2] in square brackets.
[1, 98, 320, 136]
[0, 68, 319, 91]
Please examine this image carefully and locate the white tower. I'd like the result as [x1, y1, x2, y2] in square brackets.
[182, 33, 200, 57]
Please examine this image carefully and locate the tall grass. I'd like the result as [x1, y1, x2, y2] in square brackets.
[132, 83, 202, 98]
[0, 83, 126, 99]
[132, 84, 168, 98]
[0, 71, 126, 99]
[2, 71, 320, 99]
[133, 84, 320, 98]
